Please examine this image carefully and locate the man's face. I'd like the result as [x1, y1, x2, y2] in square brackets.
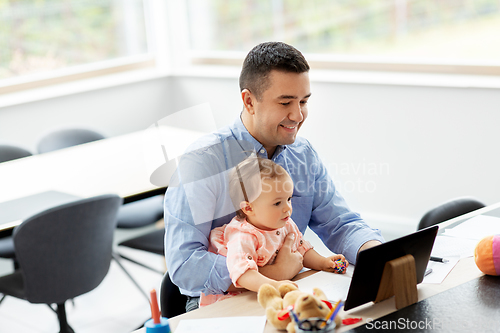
[246, 70, 311, 152]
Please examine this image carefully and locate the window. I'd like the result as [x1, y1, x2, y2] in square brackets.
[186, 0, 500, 75]
[0, 0, 154, 92]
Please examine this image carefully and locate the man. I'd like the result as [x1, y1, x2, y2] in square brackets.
[164, 42, 384, 311]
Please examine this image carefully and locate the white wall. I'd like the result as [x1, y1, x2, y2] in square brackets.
[165, 75, 500, 237]
[0, 77, 172, 152]
[1, 73, 499, 238]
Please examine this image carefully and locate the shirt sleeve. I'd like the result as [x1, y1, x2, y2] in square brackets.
[164, 148, 233, 297]
[224, 225, 259, 287]
[302, 141, 385, 265]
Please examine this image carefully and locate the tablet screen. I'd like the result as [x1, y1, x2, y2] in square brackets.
[344, 225, 438, 311]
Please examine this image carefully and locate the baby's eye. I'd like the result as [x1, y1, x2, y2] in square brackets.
[274, 201, 281, 206]
[287, 197, 292, 202]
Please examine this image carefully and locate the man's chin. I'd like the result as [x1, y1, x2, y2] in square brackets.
[280, 135, 297, 146]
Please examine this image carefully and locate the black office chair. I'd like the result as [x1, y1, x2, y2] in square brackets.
[0, 144, 33, 268]
[160, 272, 188, 318]
[417, 197, 486, 230]
[35, 127, 164, 300]
[0, 194, 122, 333]
[0, 143, 32, 163]
[36, 128, 105, 154]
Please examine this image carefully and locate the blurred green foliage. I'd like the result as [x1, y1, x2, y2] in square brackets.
[189, 0, 500, 59]
[0, 0, 146, 80]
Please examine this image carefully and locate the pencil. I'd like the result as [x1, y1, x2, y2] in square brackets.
[150, 289, 161, 324]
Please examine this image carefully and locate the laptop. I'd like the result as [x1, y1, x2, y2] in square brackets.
[344, 225, 438, 311]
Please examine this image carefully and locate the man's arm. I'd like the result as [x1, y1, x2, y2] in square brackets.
[297, 141, 385, 265]
[164, 147, 234, 296]
[258, 234, 303, 280]
[164, 183, 232, 296]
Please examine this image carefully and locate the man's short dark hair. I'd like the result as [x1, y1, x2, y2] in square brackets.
[239, 42, 310, 100]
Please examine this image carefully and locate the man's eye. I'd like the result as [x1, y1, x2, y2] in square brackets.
[280, 102, 290, 106]
[300, 100, 308, 104]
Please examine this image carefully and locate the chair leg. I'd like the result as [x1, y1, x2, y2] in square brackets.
[55, 302, 75, 333]
[111, 253, 150, 302]
[117, 252, 164, 274]
[0, 294, 6, 305]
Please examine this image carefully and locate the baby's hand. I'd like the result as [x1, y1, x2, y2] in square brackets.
[271, 279, 297, 291]
[322, 254, 349, 274]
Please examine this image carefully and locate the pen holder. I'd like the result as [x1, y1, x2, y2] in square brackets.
[145, 318, 170, 333]
[294, 317, 336, 332]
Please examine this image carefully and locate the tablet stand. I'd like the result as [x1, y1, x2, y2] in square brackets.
[374, 254, 418, 309]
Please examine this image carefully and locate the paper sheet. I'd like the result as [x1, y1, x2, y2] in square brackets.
[174, 316, 267, 333]
[431, 235, 478, 259]
[422, 255, 459, 284]
[295, 265, 354, 301]
[443, 215, 500, 240]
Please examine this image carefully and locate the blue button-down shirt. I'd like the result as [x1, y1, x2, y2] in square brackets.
[164, 115, 384, 296]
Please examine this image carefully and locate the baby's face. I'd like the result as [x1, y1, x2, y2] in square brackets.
[248, 174, 294, 231]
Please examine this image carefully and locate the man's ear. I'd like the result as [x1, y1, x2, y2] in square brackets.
[240, 201, 254, 216]
[241, 89, 256, 115]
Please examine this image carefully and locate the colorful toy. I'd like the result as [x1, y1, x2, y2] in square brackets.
[333, 259, 347, 274]
[474, 235, 500, 276]
[257, 283, 341, 333]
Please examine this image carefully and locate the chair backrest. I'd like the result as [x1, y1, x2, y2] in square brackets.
[13, 194, 122, 304]
[0, 144, 32, 163]
[160, 272, 188, 318]
[417, 197, 486, 230]
[37, 128, 106, 154]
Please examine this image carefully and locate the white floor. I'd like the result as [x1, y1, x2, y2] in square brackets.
[0, 225, 405, 333]
[0, 227, 166, 333]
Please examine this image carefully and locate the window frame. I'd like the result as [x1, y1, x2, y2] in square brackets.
[0, 0, 168, 96]
[190, 51, 500, 77]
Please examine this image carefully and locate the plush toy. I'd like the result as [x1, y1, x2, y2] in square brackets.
[474, 235, 500, 276]
[257, 283, 341, 333]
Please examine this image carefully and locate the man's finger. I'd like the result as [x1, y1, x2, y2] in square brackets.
[282, 233, 295, 249]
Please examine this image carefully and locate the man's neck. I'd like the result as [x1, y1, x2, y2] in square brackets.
[241, 111, 277, 158]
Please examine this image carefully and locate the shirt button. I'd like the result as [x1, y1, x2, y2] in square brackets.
[247, 255, 252, 260]
[260, 149, 265, 154]
[276, 231, 280, 235]
[276, 250, 279, 254]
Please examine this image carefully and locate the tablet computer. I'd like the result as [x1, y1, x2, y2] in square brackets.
[344, 225, 438, 311]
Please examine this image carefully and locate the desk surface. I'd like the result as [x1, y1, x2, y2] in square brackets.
[0, 126, 203, 231]
[133, 202, 500, 333]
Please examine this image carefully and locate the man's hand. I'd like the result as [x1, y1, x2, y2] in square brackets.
[358, 240, 382, 254]
[259, 233, 303, 280]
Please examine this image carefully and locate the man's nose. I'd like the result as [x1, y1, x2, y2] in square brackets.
[288, 103, 304, 123]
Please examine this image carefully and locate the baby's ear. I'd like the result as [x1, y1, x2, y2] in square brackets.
[240, 201, 254, 215]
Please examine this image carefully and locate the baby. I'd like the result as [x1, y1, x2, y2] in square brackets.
[200, 156, 348, 306]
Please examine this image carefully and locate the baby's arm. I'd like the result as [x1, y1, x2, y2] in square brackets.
[224, 227, 296, 292]
[303, 249, 349, 273]
[236, 270, 296, 293]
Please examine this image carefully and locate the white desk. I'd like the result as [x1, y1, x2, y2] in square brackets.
[132, 203, 500, 332]
[0, 126, 203, 231]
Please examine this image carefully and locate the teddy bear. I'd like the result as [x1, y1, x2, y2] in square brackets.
[257, 283, 341, 333]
